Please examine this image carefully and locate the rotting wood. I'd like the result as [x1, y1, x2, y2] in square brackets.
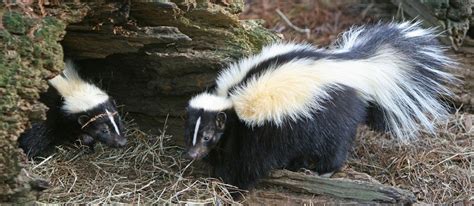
[261, 169, 416, 204]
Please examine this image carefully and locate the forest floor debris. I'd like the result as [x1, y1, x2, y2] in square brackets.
[25, 111, 472, 204]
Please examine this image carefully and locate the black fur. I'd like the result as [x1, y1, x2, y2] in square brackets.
[187, 87, 366, 190]
[19, 122, 55, 158]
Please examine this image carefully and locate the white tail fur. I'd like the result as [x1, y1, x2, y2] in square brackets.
[49, 60, 109, 114]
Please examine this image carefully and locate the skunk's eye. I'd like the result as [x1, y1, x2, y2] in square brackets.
[203, 136, 210, 141]
[102, 129, 109, 134]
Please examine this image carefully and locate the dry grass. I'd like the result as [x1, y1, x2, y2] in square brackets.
[350, 111, 473, 203]
[26, 119, 241, 205]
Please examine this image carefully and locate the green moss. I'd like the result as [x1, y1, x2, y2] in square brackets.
[226, 0, 244, 14]
[3, 12, 35, 35]
[241, 20, 279, 51]
[34, 16, 66, 42]
[0, 61, 18, 87]
[0, 30, 13, 45]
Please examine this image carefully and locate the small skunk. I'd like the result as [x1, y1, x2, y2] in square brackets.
[184, 21, 456, 190]
[19, 60, 127, 159]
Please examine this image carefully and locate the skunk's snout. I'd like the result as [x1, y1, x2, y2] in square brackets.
[185, 146, 208, 160]
[116, 137, 127, 147]
[186, 150, 199, 160]
[107, 135, 127, 148]
[185, 151, 193, 159]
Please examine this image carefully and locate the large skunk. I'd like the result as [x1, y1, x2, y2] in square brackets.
[19, 61, 127, 159]
[183, 21, 456, 190]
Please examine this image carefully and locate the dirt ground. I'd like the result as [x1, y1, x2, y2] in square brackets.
[24, 0, 472, 204]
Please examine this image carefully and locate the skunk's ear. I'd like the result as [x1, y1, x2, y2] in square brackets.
[77, 115, 90, 126]
[216, 112, 227, 130]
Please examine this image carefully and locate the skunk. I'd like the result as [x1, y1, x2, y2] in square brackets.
[183, 21, 456, 190]
[19, 60, 127, 159]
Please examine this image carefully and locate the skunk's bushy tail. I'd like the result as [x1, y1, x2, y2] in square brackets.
[209, 21, 455, 141]
[332, 21, 456, 140]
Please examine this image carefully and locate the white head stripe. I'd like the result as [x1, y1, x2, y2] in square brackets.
[106, 109, 120, 135]
[192, 116, 202, 146]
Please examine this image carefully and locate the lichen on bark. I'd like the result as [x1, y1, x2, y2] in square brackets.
[0, 6, 66, 203]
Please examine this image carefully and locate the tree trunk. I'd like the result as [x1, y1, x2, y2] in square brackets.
[0, 2, 86, 203]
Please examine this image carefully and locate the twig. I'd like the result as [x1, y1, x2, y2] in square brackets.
[38, 0, 46, 17]
[32, 155, 54, 170]
[67, 168, 78, 193]
[275, 9, 311, 39]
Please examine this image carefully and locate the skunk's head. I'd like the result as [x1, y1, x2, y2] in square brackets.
[76, 99, 127, 148]
[184, 93, 233, 160]
[49, 61, 127, 148]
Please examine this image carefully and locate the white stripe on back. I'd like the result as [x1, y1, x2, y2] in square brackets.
[106, 109, 120, 135]
[192, 116, 202, 146]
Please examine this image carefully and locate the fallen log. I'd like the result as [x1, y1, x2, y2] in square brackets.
[261, 169, 416, 204]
